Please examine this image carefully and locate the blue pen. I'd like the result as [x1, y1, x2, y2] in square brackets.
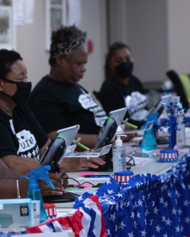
[91, 175, 110, 178]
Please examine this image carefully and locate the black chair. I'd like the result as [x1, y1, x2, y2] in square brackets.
[166, 70, 189, 110]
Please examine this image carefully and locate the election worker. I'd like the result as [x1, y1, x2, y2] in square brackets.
[0, 49, 68, 192]
[97, 42, 148, 128]
[29, 26, 135, 162]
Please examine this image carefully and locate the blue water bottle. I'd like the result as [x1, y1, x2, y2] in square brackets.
[141, 112, 159, 151]
[21, 165, 55, 223]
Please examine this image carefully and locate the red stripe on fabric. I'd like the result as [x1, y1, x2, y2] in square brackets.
[27, 195, 107, 237]
[88, 195, 107, 237]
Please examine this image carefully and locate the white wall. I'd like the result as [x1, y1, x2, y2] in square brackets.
[16, 0, 107, 93]
[16, 0, 50, 88]
[167, 0, 190, 74]
[78, 0, 107, 92]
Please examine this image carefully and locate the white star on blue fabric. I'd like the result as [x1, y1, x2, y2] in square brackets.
[185, 216, 190, 223]
[137, 212, 141, 218]
[130, 212, 134, 219]
[175, 226, 180, 232]
[163, 233, 168, 237]
[168, 191, 172, 197]
[178, 208, 182, 215]
[161, 183, 167, 191]
[141, 230, 146, 237]
[145, 209, 150, 216]
[78, 196, 83, 201]
[106, 229, 111, 236]
[155, 225, 161, 232]
[183, 200, 189, 207]
[120, 202, 124, 209]
[106, 179, 112, 185]
[128, 232, 134, 237]
[116, 193, 123, 198]
[108, 189, 114, 194]
[181, 183, 186, 189]
[175, 190, 181, 198]
[164, 202, 168, 208]
[134, 221, 138, 228]
[149, 219, 153, 225]
[154, 207, 159, 214]
[116, 202, 119, 211]
[166, 218, 172, 226]
[119, 221, 126, 230]
[138, 199, 143, 206]
[109, 213, 116, 222]
[159, 197, 164, 203]
[161, 216, 166, 222]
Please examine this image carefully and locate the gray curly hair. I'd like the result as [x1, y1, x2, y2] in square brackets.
[49, 25, 86, 66]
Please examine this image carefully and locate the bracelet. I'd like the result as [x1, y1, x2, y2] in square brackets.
[16, 180, 21, 199]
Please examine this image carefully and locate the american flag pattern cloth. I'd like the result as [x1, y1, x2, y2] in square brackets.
[27, 195, 107, 237]
[74, 156, 190, 237]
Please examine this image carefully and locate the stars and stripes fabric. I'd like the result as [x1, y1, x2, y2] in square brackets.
[74, 156, 190, 237]
[27, 195, 107, 237]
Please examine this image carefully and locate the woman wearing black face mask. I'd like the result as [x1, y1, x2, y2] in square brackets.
[97, 42, 148, 128]
[0, 49, 68, 198]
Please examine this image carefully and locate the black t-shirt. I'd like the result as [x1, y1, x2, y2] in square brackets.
[98, 75, 147, 127]
[29, 76, 107, 135]
[0, 104, 48, 159]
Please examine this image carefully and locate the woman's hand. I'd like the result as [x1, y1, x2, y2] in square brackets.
[60, 157, 106, 172]
[38, 172, 67, 197]
[122, 124, 137, 142]
[79, 157, 106, 169]
[58, 167, 68, 187]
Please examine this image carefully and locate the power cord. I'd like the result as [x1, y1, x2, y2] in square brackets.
[62, 177, 95, 188]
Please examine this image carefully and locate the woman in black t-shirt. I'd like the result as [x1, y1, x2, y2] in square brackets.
[98, 42, 148, 128]
[0, 49, 67, 197]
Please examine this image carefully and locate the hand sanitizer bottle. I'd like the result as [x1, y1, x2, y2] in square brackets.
[113, 135, 127, 173]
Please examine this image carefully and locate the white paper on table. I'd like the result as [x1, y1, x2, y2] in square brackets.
[13, 0, 24, 25]
[64, 144, 112, 158]
[24, 0, 34, 24]
[56, 209, 77, 218]
[133, 157, 153, 166]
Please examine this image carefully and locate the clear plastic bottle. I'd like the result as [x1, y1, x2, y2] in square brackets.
[113, 135, 127, 173]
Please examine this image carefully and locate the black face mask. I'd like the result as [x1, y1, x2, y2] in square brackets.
[1, 78, 32, 107]
[115, 62, 133, 79]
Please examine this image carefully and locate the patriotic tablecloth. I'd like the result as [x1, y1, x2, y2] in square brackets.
[2, 156, 190, 236]
[74, 156, 190, 237]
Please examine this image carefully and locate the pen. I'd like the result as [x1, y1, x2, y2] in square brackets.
[73, 139, 91, 151]
[83, 175, 110, 178]
[122, 120, 137, 129]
